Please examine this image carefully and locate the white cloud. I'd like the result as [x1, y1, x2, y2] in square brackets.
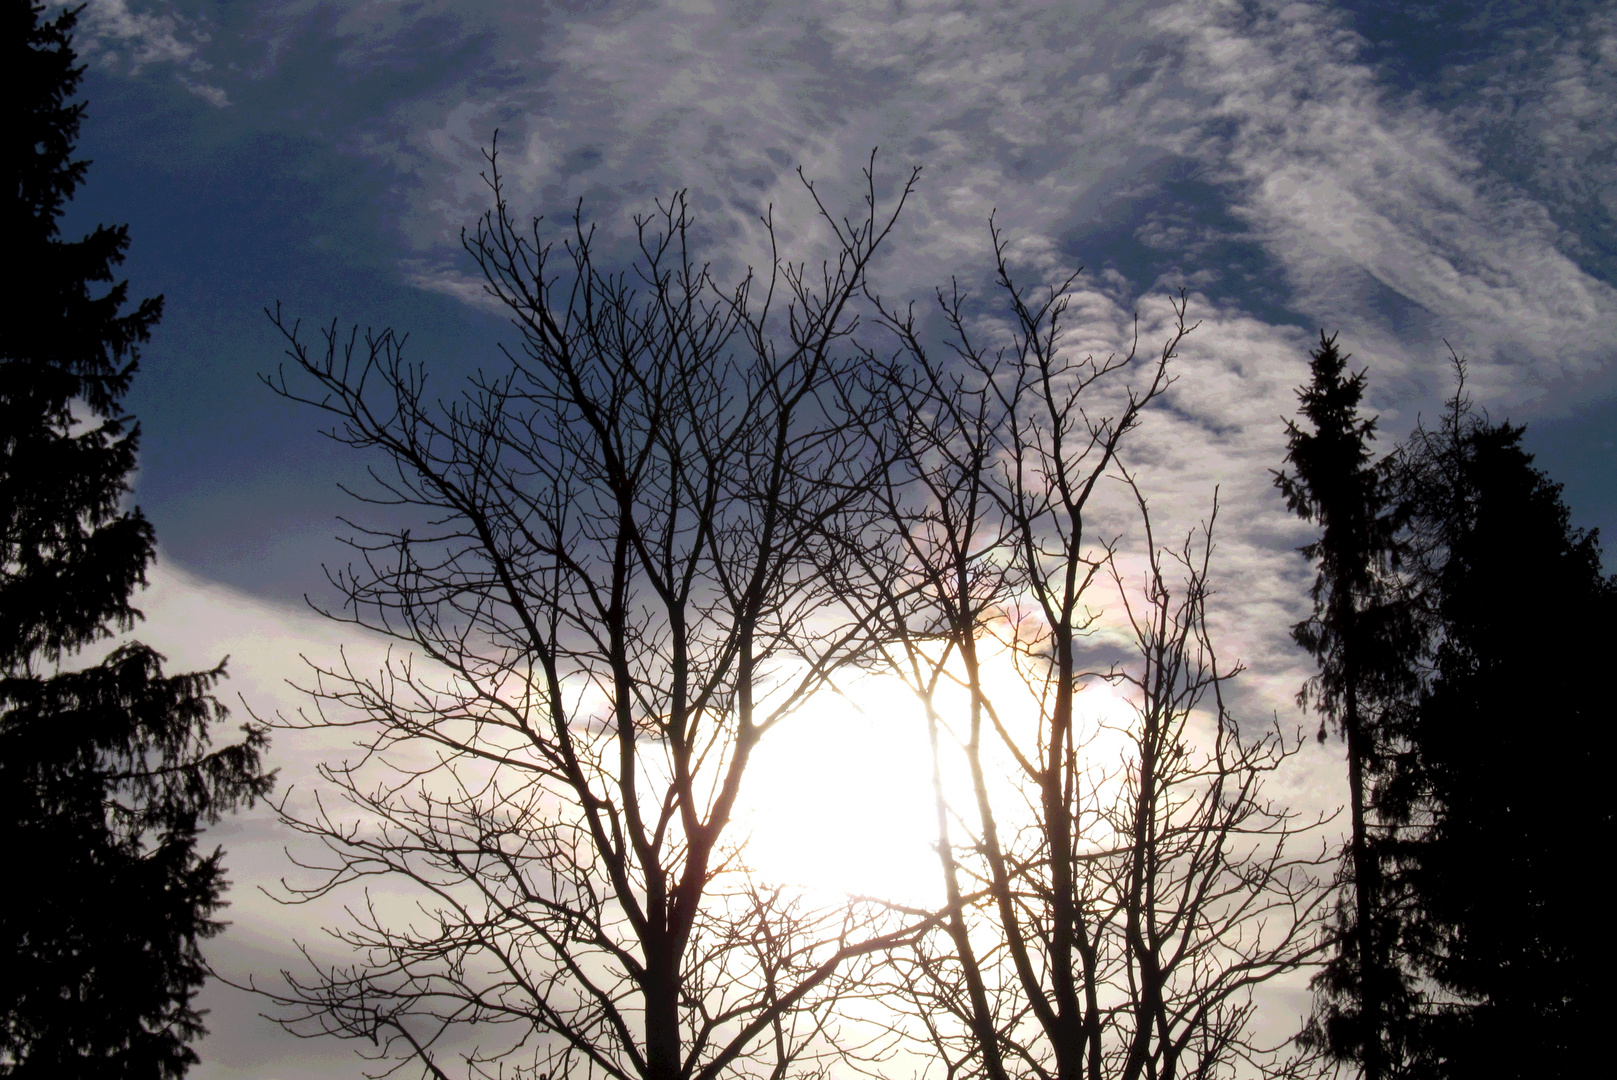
[54, 0, 231, 106]
[61, 0, 1613, 409]
[1158, 0, 1617, 406]
[102, 0, 1603, 912]
[356, 0, 1198, 297]
[1526, 7, 1617, 218]
[71, 0, 197, 69]
[108, 563, 376, 1074]
[283, 0, 1614, 422]
[1436, 4, 1617, 244]
[252, 0, 1602, 903]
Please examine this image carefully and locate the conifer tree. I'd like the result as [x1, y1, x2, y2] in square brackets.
[1384, 380, 1615, 1078]
[0, 4, 273, 1076]
[1275, 333, 1419, 1079]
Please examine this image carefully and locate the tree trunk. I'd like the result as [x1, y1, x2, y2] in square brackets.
[1344, 674, 1381, 1080]
[645, 948, 682, 1080]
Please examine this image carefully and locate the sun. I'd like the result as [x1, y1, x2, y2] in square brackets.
[733, 673, 943, 906]
[730, 639, 1145, 907]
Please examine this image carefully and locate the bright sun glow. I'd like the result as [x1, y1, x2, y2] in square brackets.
[733, 643, 1144, 907]
[734, 674, 942, 905]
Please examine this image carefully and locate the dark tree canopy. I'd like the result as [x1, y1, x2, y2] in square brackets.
[1383, 387, 1616, 1078]
[1, 0, 160, 663]
[1283, 339, 1614, 1079]
[0, 4, 273, 1077]
[1274, 333, 1416, 729]
[1276, 333, 1420, 1079]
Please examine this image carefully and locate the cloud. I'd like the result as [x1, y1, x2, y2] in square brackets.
[252, 0, 1610, 421]
[346, 0, 1198, 294]
[55, 0, 231, 106]
[128, 561, 451, 1077]
[1521, 7, 1617, 220]
[88, 0, 1602, 870]
[203, 0, 1604, 857]
[61, 1, 1615, 411]
[1158, 0, 1617, 407]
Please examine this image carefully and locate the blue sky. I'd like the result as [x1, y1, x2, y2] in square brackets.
[65, 0, 1617, 609]
[50, 0, 1617, 1075]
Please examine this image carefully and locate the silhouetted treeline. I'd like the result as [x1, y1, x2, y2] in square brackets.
[7, 2, 1613, 1077]
[1, 4, 273, 1076]
[1282, 336, 1614, 1080]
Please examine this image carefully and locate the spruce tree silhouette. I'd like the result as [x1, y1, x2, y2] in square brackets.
[0, 4, 273, 1076]
[1385, 381, 1615, 1079]
[1276, 333, 1420, 1080]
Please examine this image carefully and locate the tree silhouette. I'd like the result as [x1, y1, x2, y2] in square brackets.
[1274, 334, 1420, 1079]
[255, 151, 929, 1080]
[257, 149, 1341, 1080]
[0, 4, 274, 1076]
[835, 254, 1331, 1080]
[1381, 374, 1615, 1078]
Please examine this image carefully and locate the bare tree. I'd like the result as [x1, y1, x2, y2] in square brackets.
[841, 241, 1332, 1080]
[253, 151, 929, 1080]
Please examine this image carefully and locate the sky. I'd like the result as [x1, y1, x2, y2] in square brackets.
[46, 0, 1617, 1075]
